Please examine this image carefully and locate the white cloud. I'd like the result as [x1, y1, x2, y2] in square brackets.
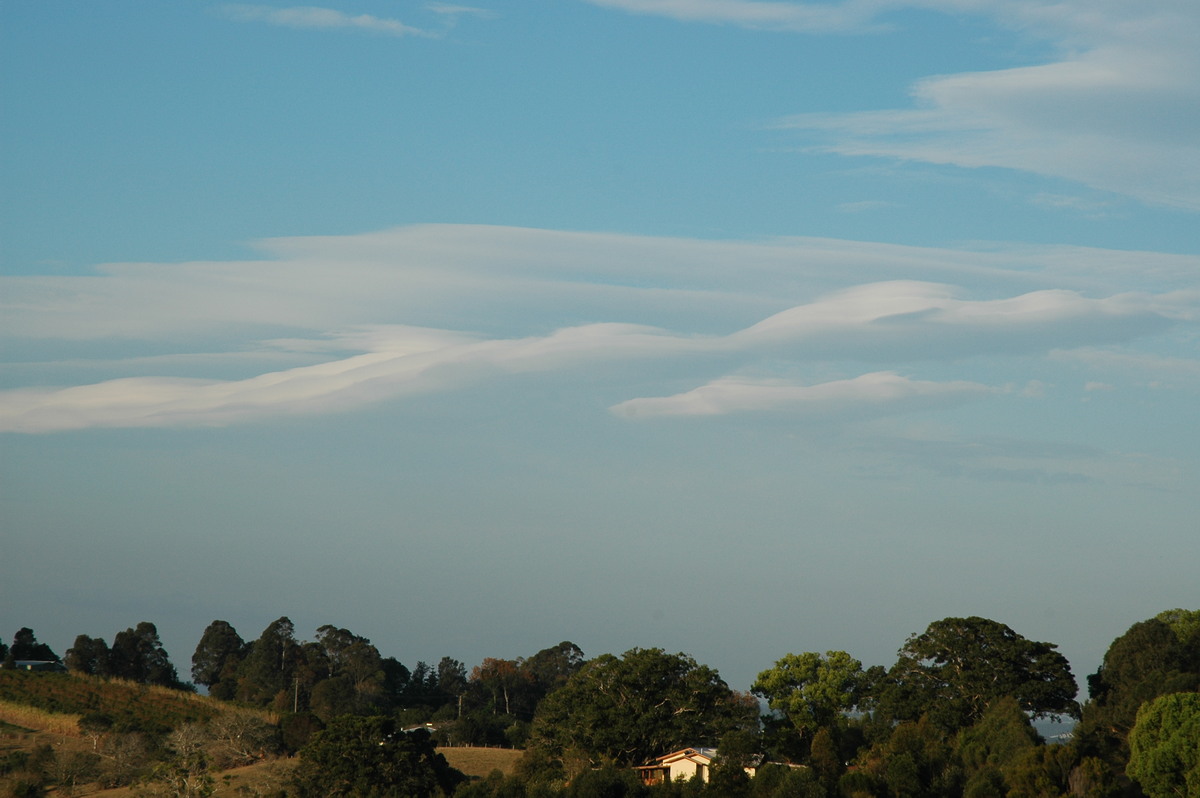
[1, 225, 1195, 432]
[220, 5, 433, 37]
[579, 0, 878, 32]
[0, 323, 704, 433]
[773, 1, 1200, 208]
[733, 281, 1174, 357]
[5, 225, 1198, 345]
[609, 371, 992, 418]
[426, 3, 496, 18]
[586, 0, 1200, 208]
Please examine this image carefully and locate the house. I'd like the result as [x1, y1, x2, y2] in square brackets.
[636, 747, 760, 785]
[10, 660, 66, 673]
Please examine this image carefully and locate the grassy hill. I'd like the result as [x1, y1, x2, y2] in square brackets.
[0, 670, 225, 734]
[0, 670, 520, 796]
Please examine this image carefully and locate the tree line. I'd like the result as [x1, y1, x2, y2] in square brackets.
[1, 608, 1197, 797]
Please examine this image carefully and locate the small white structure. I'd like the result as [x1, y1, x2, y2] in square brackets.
[637, 746, 761, 785]
[637, 747, 718, 785]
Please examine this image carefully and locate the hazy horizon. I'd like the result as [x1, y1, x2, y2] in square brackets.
[3, 0, 1197, 697]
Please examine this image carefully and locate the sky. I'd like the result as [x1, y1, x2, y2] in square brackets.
[1, 0, 1198, 696]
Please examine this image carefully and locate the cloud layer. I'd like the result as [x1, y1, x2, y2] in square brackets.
[2, 225, 1196, 433]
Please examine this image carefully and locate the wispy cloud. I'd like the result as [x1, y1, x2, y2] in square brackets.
[609, 371, 992, 418]
[1, 225, 1195, 433]
[586, 1, 1200, 208]
[219, 5, 434, 37]
[772, 1, 1200, 208]
[579, 0, 879, 32]
[426, 3, 497, 19]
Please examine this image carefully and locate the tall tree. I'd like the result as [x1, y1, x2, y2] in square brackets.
[521, 641, 585, 695]
[109, 622, 183, 688]
[436, 657, 468, 716]
[65, 634, 112, 676]
[315, 624, 384, 699]
[236, 617, 299, 707]
[191, 621, 246, 698]
[530, 647, 759, 768]
[880, 616, 1078, 731]
[470, 658, 524, 717]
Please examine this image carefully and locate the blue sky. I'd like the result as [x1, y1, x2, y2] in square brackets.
[2, 0, 1198, 693]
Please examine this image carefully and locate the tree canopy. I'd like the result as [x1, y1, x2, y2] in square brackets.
[880, 616, 1078, 731]
[191, 620, 246, 698]
[530, 647, 758, 768]
[4, 628, 59, 664]
[753, 650, 866, 736]
[1126, 692, 1200, 798]
[291, 715, 464, 797]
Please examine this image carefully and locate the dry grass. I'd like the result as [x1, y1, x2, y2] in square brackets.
[0, 699, 82, 736]
[72, 757, 297, 797]
[440, 746, 524, 778]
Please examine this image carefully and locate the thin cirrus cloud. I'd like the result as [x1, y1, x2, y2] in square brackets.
[0, 324, 706, 433]
[772, 1, 1200, 208]
[609, 371, 994, 419]
[579, 0, 879, 32]
[218, 4, 434, 37]
[1, 224, 1193, 433]
[6, 225, 1199, 345]
[589, 0, 1200, 208]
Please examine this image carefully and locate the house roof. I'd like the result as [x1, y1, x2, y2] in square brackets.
[637, 747, 718, 768]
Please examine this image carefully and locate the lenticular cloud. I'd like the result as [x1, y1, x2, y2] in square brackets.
[609, 372, 994, 419]
[0, 226, 1195, 433]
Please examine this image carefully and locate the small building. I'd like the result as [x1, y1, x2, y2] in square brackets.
[11, 660, 67, 672]
[636, 747, 759, 785]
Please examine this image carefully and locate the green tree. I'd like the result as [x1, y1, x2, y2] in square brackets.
[1082, 616, 1200, 743]
[235, 617, 299, 707]
[471, 658, 526, 717]
[437, 657, 469, 717]
[6, 628, 59, 664]
[190, 621, 246, 699]
[291, 715, 464, 797]
[109, 622, 184, 688]
[530, 648, 758, 769]
[880, 617, 1078, 731]
[1074, 611, 1200, 788]
[1154, 608, 1200, 646]
[1126, 691, 1200, 798]
[752, 650, 865, 758]
[65, 635, 111, 676]
[954, 696, 1040, 796]
[872, 717, 962, 798]
[707, 729, 760, 798]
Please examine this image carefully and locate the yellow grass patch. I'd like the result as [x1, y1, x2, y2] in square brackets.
[439, 746, 524, 778]
[0, 700, 81, 736]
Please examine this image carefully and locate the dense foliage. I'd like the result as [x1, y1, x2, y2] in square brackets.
[3, 609, 1198, 797]
[530, 648, 758, 769]
[292, 716, 465, 797]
